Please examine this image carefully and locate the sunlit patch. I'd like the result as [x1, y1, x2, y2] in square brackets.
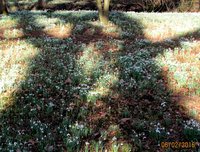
[77, 43, 102, 77]
[157, 42, 200, 94]
[101, 22, 121, 38]
[178, 96, 200, 121]
[3, 28, 24, 39]
[0, 40, 39, 111]
[87, 21, 122, 39]
[141, 14, 200, 42]
[144, 25, 199, 42]
[144, 26, 175, 42]
[34, 16, 62, 27]
[44, 23, 73, 39]
[48, 0, 71, 5]
[82, 139, 132, 152]
[33, 15, 74, 39]
[155, 40, 200, 120]
[87, 72, 118, 102]
[0, 16, 19, 29]
[77, 46, 119, 100]
[103, 131, 133, 152]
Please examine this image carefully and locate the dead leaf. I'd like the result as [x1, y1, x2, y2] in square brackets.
[47, 145, 54, 152]
[73, 94, 80, 99]
[65, 77, 72, 84]
[28, 139, 36, 145]
[37, 105, 41, 110]
[99, 112, 106, 117]
[109, 131, 117, 137]
[16, 149, 21, 152]
[120, 118, 131, 123]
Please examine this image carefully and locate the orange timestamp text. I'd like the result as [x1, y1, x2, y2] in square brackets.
[161, 141, 199, 149]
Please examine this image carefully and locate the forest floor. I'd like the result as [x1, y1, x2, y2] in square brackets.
[7, 0, 189, 12]
[0, 11, 200, 151]
[8, 0, 151, 12]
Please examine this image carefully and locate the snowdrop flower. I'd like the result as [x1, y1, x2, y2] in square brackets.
[112, 136, 117, 141]
[156, 128, 161, 133]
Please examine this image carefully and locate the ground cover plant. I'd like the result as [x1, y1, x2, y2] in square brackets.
[0, 10, 200, 151]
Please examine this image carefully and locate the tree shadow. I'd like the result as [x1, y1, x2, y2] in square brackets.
[0, 10, 200, 151]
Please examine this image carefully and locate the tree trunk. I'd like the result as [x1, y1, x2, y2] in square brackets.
[38, 0, 45, 9]
[0, 0, 8, 15]
[96, 0, 111, 25]
[199, 0, 200, 10]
